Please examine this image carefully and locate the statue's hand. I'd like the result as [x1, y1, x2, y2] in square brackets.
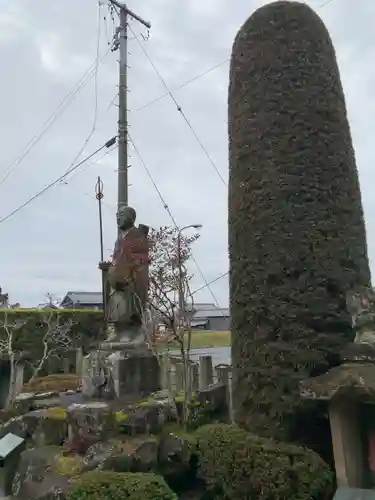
[99, 261, 111, 271]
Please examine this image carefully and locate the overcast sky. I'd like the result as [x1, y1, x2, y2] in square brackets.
[0, 0, 374, 307]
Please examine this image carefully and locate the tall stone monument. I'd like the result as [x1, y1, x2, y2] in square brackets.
[82, 205, 160, 400]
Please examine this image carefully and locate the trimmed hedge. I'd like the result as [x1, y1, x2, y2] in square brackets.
[195, 424, 334, 500]
[0, 308, 103, 377]
[228, 0, 371, 446]
[67, 471, 177, 500]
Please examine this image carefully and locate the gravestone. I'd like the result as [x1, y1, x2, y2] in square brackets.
[334, 487, 375, 499]
[0, 365, 10, 410]
[0, 432, 25, 497]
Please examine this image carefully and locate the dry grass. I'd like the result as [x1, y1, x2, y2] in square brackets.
[158, 330, 231, 350]
[24, 373, 80, 393]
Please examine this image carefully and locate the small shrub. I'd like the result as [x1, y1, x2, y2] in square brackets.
[195, 424, 334, 500]
[67, 471, 177, 500]
[24, 374, 79, 393]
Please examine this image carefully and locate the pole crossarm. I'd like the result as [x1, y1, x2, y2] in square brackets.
[108, 1, 151, 28]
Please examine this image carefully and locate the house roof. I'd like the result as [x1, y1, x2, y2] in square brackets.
[193, 308, 230, 319]
[60, 291, 103, 306]
[186, 302, 216, 311]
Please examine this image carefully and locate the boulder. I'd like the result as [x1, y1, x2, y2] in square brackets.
[13, 392, 35, 414]
[82, 441, 117, 472]
[12, 446, 61, 498]
[158, 432, 197, 485]
[32, 409, 68, 446]
[67, 402, 115, 446]
[102, 437, 158, 473]
[119, 401, 173, 436]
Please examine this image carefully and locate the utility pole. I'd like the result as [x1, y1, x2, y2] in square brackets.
[109, 1, 151, 232]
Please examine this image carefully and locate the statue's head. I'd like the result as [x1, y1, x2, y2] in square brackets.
[117, 205, 136, 230]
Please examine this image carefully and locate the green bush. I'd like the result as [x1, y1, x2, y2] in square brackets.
[67, 471, 177, 500]
[195, 424, 334, 500]
[228, 0, 371, 446]
[0, 308, 103, 378]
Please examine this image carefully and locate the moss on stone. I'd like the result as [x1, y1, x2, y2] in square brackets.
[53, 455, 84, 477]
[45, 407, 68, 420]
[228, 0, 371, 451]
[115, 411, 128, 423]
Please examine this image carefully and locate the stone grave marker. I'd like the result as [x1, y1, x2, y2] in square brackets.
[0, 432, 25, 497]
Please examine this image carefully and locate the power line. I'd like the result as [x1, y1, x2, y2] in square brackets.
[0, 137, 116, 226]
[191, 271, 228, 296]
[65, 143, 118, 184]
[133, 58, 229, 113]
[129, 25, 227, 187]
[128, 133, 225, 313]
[0, 46, 112, 190]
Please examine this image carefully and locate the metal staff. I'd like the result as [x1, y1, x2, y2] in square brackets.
[95, 177, 107, 317]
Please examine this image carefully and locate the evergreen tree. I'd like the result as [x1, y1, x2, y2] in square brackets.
[228, 1, 371, 450]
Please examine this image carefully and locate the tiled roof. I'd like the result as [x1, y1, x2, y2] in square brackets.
[193, 308, 230, 319]
[60, 291, 103, 306]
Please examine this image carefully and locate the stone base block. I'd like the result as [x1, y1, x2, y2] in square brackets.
[108, 350, 160, 398]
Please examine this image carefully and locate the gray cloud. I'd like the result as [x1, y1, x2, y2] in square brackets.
[0, 0, 373, 307]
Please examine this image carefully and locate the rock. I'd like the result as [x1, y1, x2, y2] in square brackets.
[13, 392, 35, 413]
[33, 398, 62, 410]
[158, 433, 197, 485]
[120, 402, 172, 436]
[67, 402, 115, 446]
[81, 441, 117, 472]
[0, 413, 39, 440]
[102, 437, 158, 473]
[33, 392, 59, 400]
[12, 446, 60, 498]
[32, 409, 68, 446]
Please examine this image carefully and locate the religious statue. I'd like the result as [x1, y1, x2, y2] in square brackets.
[346, 287, 375, 346]
[99, 206, 149, 346]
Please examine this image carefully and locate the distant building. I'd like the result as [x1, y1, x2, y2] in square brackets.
[190, 304, 230, 331]
[60, 291, 103, 310]
[59, 292, 230, 330]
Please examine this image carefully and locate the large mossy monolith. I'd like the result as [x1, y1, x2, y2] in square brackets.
[228, 1, 371, 451]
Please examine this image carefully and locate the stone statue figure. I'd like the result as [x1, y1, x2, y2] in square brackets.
[99, 206, 149, 346]
[346, 287, 375, 346]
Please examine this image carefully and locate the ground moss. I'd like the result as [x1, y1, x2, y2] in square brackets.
[228, 0, 371, 451]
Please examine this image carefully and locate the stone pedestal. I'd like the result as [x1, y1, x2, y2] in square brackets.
[81, 345, 160, 400]
[107, 348, 160, 398]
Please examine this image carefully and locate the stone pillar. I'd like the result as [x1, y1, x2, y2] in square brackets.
[329, 398, 365, 488]
[199, 355, 213, 390]
[14, 362, 24, 397]
[160, 353, 171, 392]
[76, 347, 84, 377]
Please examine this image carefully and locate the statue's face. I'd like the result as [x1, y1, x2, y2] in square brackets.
[117, 206, 136, 230]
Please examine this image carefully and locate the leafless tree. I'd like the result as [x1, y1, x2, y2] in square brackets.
[29, 311, 74, 382]
[147, 226, 200, 427]
[0, 312, 26, 408]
